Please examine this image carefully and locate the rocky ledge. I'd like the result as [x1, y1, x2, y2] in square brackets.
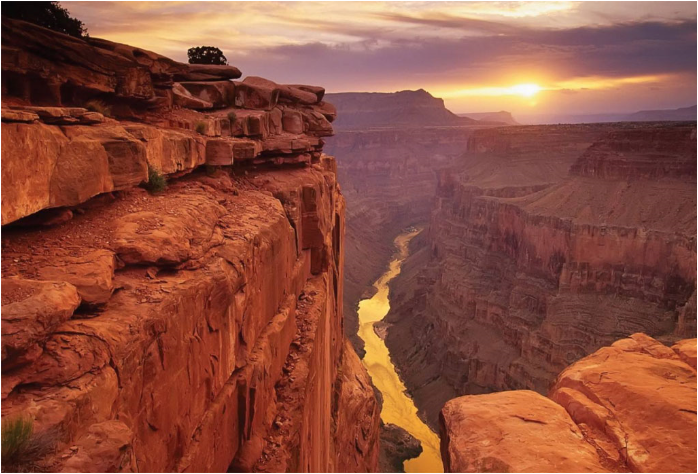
[440, 334, 697, 473]
[1, 18, 377, 473]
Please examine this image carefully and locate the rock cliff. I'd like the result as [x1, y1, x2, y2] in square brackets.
[385, 122, 697, 428]
[440, 334, 697, 473]
[1, 18, 379, 473]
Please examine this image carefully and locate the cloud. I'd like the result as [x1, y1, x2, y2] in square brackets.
[62, 1, 696, 113]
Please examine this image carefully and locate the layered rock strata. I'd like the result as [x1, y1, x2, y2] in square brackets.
[440, 334, 697, 473]
[385, 123, 697, 428]
[1, 18, 378, 473]
[325, 102, 488, 355]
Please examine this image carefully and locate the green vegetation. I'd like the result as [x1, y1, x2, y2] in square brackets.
[2, 1, 88, 38]
[84, 99, 112, 117]
[227, 111, 237, 125]
[146, 166, 167, 194]
[1, 416, 56, 472]
[187, 46, 227, 65]
[195, 121, 207, 135]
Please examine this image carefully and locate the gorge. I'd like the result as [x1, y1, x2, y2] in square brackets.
[1, 11, 696, 474]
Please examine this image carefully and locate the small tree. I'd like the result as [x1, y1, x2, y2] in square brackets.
[2, 1, 87, 38]
[187, 46, 227, 66]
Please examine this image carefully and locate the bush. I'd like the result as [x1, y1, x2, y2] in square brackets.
[84, 99, 111, 117]
[146, 166, 167, 194]
[227, 111, 237, 124]
[187, 46, 227, 65]
[195, 122, 207, 134]
[2, 1, 88, 38]
[1, 416, 57, 472]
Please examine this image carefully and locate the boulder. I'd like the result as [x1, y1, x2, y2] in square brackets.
[206, 138, 234, 166]
[1, 108, 39, 123]
[312, 101, 337, 123]
[123, 124, 206, 175]
[550, 333, 697, 473]
[179, 81, 235, 108]
[36, 250, 116, 305]
[673, 338, 697, 369]
[287, 84, 325, 102]
[172, 63, 242, 82]
[234, 76, 280, 110]
[440, 390, 608, 473]
[279, 86, 319, 105]
[172, 83, 214, 110]
[1, 279, 81, 368]
[282, 109, 304, 134]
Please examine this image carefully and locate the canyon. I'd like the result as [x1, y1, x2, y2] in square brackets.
[1, 15, 696, 474]
[383, 121, 697, 430]
[327, 88, 696, 472]
[1, 18, 379, 473]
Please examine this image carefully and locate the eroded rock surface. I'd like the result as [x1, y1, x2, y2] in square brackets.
[385, 123, 697, 428]
[1, 18, 379, 473]
[441, 334, 697, 473]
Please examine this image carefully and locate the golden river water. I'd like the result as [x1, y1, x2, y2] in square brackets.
[357, 228, 443, 473]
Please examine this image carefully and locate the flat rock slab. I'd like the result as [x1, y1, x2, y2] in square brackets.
[440, 390, 608, 473]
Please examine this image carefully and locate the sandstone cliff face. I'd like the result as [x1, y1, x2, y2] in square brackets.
[385, 123, 697, 428]
[1, 18, 378, 473]
[440, 334, 697, 473]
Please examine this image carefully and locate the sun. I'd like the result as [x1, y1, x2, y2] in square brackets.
[510, 83, 542, 97]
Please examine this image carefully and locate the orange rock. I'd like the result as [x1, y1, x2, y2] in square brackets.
[440, 390, 608, 473]
[1, 279, 80, 370]
[36, 250, 116, 305]
[550, 333, 697, 473]
[672, 338, 697, 369]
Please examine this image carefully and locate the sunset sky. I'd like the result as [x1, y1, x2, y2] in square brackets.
[64, 1, 697, 115]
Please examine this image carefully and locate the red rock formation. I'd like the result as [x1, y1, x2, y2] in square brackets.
[441, 334, 697, 473]
[385, 123, 697, 428]
[1, 19, 379, 472]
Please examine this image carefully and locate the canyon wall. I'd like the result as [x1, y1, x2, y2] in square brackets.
[324, 91, 488, 354]
[1, 18, 379, 473]
[441, 334, 697, 473]
[385, 122, 697, 428]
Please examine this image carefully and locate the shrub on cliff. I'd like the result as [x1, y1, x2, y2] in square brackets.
[195, 121, 207, 134]
[146, 166, 167, 194]
[1, 416, 57, 472]
[2, 1, 87, 38]
[187, 46, 228, 65]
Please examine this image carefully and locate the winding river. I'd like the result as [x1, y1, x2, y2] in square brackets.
[357, 228, 443, 473]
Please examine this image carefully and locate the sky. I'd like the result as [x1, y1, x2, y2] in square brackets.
[64, 1, 697, 115]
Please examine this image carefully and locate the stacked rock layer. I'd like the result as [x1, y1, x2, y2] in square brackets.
[1, 18, 378, 473]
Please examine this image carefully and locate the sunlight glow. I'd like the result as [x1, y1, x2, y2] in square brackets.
[511, 83, 542, 97]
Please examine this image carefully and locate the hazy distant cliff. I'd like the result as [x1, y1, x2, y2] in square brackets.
[326, 89, 475, 130]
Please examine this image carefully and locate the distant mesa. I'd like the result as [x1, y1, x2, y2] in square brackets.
[326, 89, 476, 129]
[458, 111, 519, 125]
[624, 104, 697, 122]
[522, 104, 697, 124]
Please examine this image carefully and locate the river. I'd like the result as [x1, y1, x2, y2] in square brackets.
[356, 228, 443, 473]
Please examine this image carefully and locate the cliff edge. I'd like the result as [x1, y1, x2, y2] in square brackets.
[441, 334, 697, 473]
[1, 18, 379, 473]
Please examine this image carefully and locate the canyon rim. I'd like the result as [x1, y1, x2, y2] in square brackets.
[1, 2, 697, 474]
